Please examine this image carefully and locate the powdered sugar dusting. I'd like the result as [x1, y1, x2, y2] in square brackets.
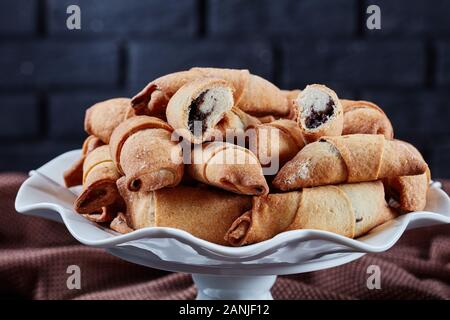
[285, 160, 310, 185]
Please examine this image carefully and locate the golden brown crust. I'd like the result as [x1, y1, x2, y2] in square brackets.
[63, 135, 104, 188]
[82, 200, 124, 224]
[131, 68, 291, 118]
[341, 99, 394, 139]
[110, 212, 134, 234]
[117, 180, 252, 246]
[282, 89, 301, 101]
[166, 78, 233, 144]
[63, 68, 431, 245]
[247, 119, 306, 170]
[384, 173, 429, 212]
[84, 98, 134, 144]
[109, 116, 183, 192]
[255, 115, 277, 123]
[226, 181, 397, 246]
[109, 116, 172, 174]
[273, 134, 428, 190]
[383, 141, 430, 212]
[295, 84, 343, 143]
[217, 107, 261, 139]
[188, 142, 269, 195]
[74, 145, 121, 216]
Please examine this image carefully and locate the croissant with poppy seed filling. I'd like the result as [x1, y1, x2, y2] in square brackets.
[132, 67, 292, 118]
[166, 78, 234, 144]
[295, 84, 343, 143]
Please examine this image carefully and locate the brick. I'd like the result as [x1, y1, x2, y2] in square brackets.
[282, 41, 425, 89]
[0, 95, 39, 138]
[362, 91, 450, 135]
[48, 91, 128, 139]
[358, 90, 450, 171]
[359, 91, 424, 135]
[128, 41, 273, 92]
[208, 0, 356, 36]
[437, 42, 450, 86]
[0, 0, 37, 35]
[364, 0, 450, 36]
[47, 0, 197, 36]
[430, 142, 450, 179]
[0, 141, 80, 172]
[416, 92, 450, 134]
[0, 41, 119, 88]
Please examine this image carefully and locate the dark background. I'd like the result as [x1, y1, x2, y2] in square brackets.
[0, 0, 449, 177]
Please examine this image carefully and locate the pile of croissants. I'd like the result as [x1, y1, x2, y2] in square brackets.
[63, 67, 430, 246]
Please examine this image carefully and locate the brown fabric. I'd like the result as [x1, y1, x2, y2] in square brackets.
[1, 173, 449, 300]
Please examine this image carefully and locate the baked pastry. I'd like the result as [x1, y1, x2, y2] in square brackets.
[63, 135, 104, 187]
[62, 66, 434, 245]
[109, 116, 184, 192]
[117, 180, 252, 245]
[247, 119, 305, 172]
[84, 98, 135, 144]
[384, 141, 430, 212]
[188, 141, 269, 195]
[341, 99, 394, 139]
[74, 145, 122, 219]
[110, 212, 133, 234]
[131, 67, 291, 118]
[166, 78, 234, 144]
[295, 84, 343, 143]
[273, 134, 428, 190]
[255, 115, 277, 123]
[226, 181, 397, 246]
[83, 202, 124, 224]
[282, 89, 301, 101]
[217, 106, 261, 140]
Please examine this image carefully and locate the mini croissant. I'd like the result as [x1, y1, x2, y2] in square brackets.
[247, 119, 305, 172]
[109, 116, 184, 192]
[166, 78, 234, 144]
[226, 181, 397, 246]
[188, 141, 269, 195]
[117, 180, 252, 245]
[273, 134, 428, 190]
[384, 141, 430, 212]
[341, 99, 394, 139]
[84, 98, 135, 144]
[131, 67, 292, 118]
[74, 145, 122, 218]
[63, 135, 104, 188]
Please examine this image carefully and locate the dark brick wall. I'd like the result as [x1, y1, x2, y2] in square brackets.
[0, 0, 449, 177]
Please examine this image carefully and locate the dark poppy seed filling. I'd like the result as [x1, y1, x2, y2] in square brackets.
[304, 99, 335, 129]
[356, 217, 364, 223]
[188, 90, 213, 136]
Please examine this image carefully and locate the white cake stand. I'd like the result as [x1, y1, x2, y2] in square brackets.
[15, 151, 450, 300]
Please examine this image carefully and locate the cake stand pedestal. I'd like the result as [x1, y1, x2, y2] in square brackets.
[192, 274, 276, 300]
